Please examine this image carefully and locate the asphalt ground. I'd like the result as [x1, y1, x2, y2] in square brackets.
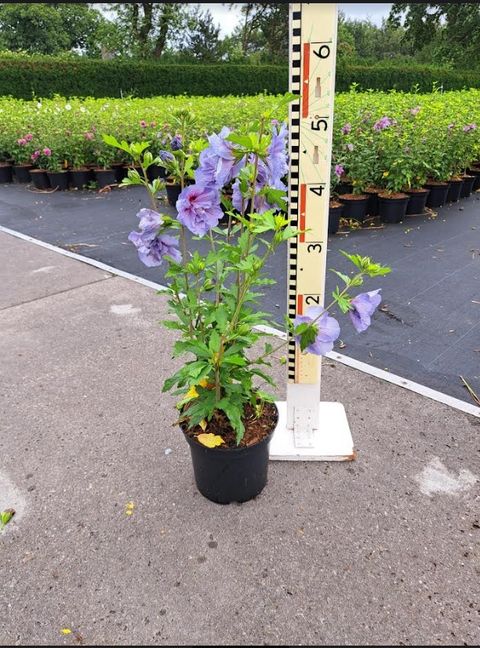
[1, 230, 480, 646]
[0, 182, 479, 404]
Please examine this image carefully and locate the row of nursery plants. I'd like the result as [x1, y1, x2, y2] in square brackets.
[1, 89, 480, 223]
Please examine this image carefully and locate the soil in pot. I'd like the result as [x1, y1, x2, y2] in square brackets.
[166, 182, 182, 207]
[405, 188, 430, 215]
[95, 168, 116, 189]
[30, 169, 50, 190]
[378, 192, 409, 224]
[70, 168, 93, 189]
[328, 201, 343, 234]
[425, 181, 449, 208]
[182, 402, 278, 504]
[460, 175, 475, 198]
[13, 164, 33, 183]
[47, 170, 69, 191]
[338, 193, 368, 223]
[0, 162, 13, 183]
[447, 178, 464, 203]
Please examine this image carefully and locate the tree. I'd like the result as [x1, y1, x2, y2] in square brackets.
[229, 3, 288, 63]
[178, 8, 225, 62]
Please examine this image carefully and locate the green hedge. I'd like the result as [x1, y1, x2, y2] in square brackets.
[1, 55, 480, 98]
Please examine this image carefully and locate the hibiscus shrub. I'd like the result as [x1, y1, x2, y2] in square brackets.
[104, 100, 391, 444]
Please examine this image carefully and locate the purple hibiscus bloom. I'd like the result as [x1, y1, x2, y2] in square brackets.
[266, 121, 288, 189]
[463, 123, 477, 133]
[129, 230, 181, 267]
[231, 157, 273, 214]
[195, 126, 240, 189]
[341, 123, 352, 135]
[171, 135, 182, 151]
[176, 184, 223, 237]
[373, 116, 393, 131]
[137, 207, 163, 230]
[349, 289, 382, 333]
[293, 306, 340, 356]
[346, 143, 354, 152]
[335, 164, 345, 178]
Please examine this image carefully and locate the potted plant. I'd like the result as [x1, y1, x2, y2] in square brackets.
[93, 141, 117, 189]
[29, 149, 51, 190]
[458, 123, 477, 198]
[103, 105, 391, 504]
[0, 131, 13, 183]
[69, 134, 94, 189]
[423, 126, 452, 208]
[11, 133, 35, 183]
[44, 148, 69, 190]
[328, 166, 343, 235]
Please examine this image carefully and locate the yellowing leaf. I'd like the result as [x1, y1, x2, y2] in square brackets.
[198, 378, 209, 388]
[199, 419, 208, 431]
[186, 385, 199, 399]
[383, 171, 389, 177]
[197, 433, 225, 448]
[61, 628, 72, 635]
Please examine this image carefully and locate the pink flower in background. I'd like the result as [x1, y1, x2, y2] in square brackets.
[17, 138, 27, 146]
[150, 121, 156, 127]
[31, 150, 40, 161]
[346, 143, 354, 152]
[43, 148, 51, 157]
[335, 164, 345, 178]
[410, 107, 420, 116]
[341, 123, 352, 135]
[25, 133, 33, 142]
[84, 132, 94, 141]
[140, 120, 147, 128]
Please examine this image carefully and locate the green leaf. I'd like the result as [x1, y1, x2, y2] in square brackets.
[217, 399, 245, 444]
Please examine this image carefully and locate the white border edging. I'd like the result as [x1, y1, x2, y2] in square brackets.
[1, 224, 479, 419]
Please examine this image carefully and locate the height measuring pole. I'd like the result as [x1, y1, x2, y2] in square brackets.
[270, 3, 354, 461]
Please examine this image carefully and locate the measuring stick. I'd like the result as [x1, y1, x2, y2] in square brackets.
[270, 2, 354, 461]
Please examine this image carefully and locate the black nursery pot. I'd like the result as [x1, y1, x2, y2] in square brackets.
[460, 175, 475, 198]
[328, 203, 343, 234]
[147, 164, 167, 181]
[338, 194, 368, 223]
[0, 163, 13, 183]
[467, 167, 480, 191]
[111, 163, 127, 183]
[95, 168, 116, 189]
[425, 182, 449, 208]
[47, 171, 69, 191]
[30, 169, 50, 190]
[365, 189, 380, 218]
[405, 189, 430, 215]
[447, 179, 464, 203]
[13, 164, 33, 183]
[166, 182, 181, 207]
[336, 181, 354, 195]
[379, 194, 409, 224]
[184, 424, 276, 505]
[70, 168, 93, 189]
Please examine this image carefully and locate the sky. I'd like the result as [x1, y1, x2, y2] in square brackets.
[205, 3, 393, 36]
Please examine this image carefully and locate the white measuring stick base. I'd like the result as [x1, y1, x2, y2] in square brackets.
[269, 401, 355, 461]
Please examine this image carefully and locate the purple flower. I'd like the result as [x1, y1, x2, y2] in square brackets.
[266, 121, 288, 190]
[463, 123, 477, 133]
[293, 307, 340, 356]
[346, 143, 354, 152]
[171, 135, 182, 151]
[341, 123, 352, 135]
[349, 289, 382, 333]
[31, 150, 40, 161]
[447, 123, 455, 131]
[231, 157, 272, 214]
[136, 207, 163, 230]
[129, 230, 181, 267]
[410, 106, 420, 116]
[17, 138, 27, 146]
[176, 184, 223, 237]
[335, 164, 344, 178]
[159, 150, 174, 164]
[373, 116, 393, 131]
[194, 127, 239, 189]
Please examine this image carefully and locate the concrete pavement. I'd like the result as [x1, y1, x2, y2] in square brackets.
[1, 231, 480, 646]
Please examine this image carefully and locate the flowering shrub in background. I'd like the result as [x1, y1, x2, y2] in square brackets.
[103, 97, 390, 444]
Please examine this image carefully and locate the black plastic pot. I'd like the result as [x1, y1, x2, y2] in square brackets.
[147, 164, 167, 181]
[365, 189, 380, 218]
[467, 168, 480, 191]
[13, 164, 33, 183]
[95, 168, 116, 189]
[460, 175, 475, 198]
[30, 169, 50, 190]
[0, 163, 13, 183]
[328, 203, 343, 234]
[338, 194, 368, 223]
[47, 171, 69, 191]
[111, 163, 127, 184]
[336, 181, 353, 195]
[446, 179, 463, 203]
[70, 168, 92, 189]
[379, 194, 409, 224]
[184, 422, 276, 505]
[405, 189, 430, 215]
[166, 183, 182, 207]
[425, 182, 449, 208]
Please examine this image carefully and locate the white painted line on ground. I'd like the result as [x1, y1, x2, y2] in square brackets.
[2, 224, 479, 419]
